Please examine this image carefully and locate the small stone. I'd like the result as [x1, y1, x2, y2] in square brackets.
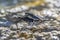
[51, 36, 59, 40]
[10, 24, 17, 30]
[56, 16, 60, 21]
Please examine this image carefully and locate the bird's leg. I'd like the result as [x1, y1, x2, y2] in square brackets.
[16, 23, 18, 30]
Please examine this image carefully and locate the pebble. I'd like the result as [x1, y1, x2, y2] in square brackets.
[51, 36, 59, 40]
[10, 24, 18, 30]
[0, 0, 60, 40]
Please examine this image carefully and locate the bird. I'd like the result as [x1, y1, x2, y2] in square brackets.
[5, 12, 42, 27]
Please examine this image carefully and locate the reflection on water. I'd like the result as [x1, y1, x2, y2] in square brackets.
[0, 0, 18, 7]
[0, 0, 35, 8]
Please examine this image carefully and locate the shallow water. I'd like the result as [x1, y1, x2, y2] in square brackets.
[0, 0, 18, 7]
